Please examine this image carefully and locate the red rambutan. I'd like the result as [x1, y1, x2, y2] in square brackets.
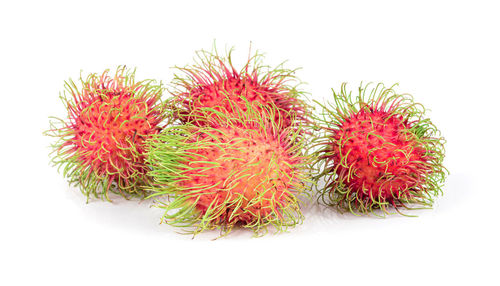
[170, 46, 309, 130]
[145, 104, 312, 236]
[46, 67, 169, 200]
[313, 83, 447, 215]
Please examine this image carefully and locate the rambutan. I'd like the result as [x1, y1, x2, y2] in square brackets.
[313, 83, 447, 215]
[145, 104, 312, 236]
[46, 67, 169, 200]
[170, 46, 309, 130]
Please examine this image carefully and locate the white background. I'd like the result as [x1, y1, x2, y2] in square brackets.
[1, 0, 498, 285]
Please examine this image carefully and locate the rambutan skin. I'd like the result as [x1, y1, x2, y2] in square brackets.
[313, 83, 447, 215]
[46, 67, 170, 200]
[170, 47, 310, 130]
[145, 105, 313, 236]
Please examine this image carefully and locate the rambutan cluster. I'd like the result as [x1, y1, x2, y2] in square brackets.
[46, 45, 449, 237]
[313, 83, 447, 215]
[137, 47, 314, 236]
[46, 67, 169, 200]
[46, 46, 313, 237]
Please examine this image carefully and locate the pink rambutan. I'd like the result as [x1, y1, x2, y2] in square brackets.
[46, 67, 169, 200]
[313, 83, 447, 215]
[170, 47, 309, 130]
[145, 104, 312, 236]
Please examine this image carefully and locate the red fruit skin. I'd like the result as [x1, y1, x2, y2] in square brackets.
[145, 104, 312, 235]
[316, 83, 447, 214]
[180, 126, 298, 226]
[48, 67, 168, 199]
[172, 49, 309, 130]
[330, 109, 430, 205]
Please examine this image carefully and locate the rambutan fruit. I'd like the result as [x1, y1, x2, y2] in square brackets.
[145, 103, 313, 236]
[313, 83, 447, 215]
[170, 46, 310, 130]
[46, 67, 170, 200]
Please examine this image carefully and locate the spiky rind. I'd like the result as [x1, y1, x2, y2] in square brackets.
[46, 67, 170, 200]
[170, 46, 311, 131]
[313, 83, 447, 216]
[145, 103, 313, 237]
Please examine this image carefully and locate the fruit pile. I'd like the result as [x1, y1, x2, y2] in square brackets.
[47, 46, 448, 237]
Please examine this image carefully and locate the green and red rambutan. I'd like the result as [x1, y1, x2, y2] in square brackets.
[170, 46, 310, 130]
[46, 67, 170, 200]
[145, 103, 313, 236]
[313, 83, 447, 215]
